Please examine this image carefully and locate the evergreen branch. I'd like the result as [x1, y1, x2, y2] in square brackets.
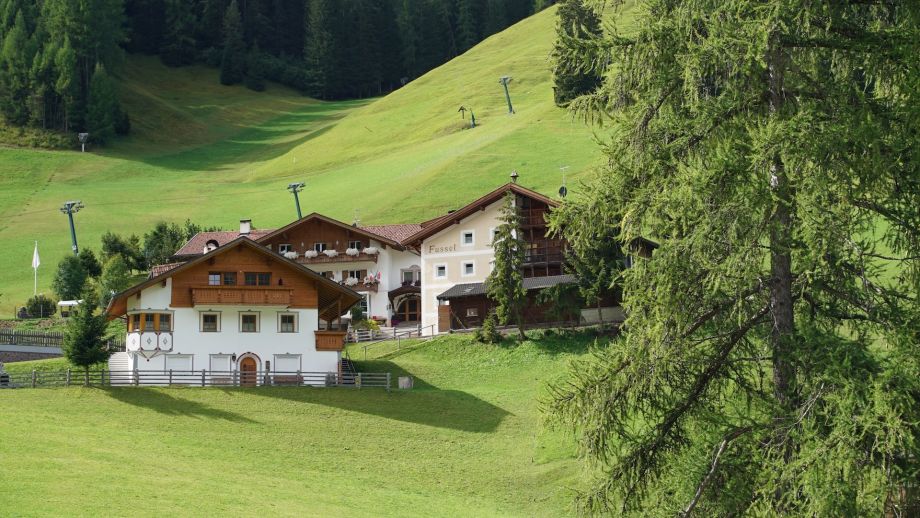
[615, 304, 771, 511]
[680, 425, 757, 517]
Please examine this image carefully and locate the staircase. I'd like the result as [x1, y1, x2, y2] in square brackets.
[107, 352, 132, 385]
[339, 354, 358, 385]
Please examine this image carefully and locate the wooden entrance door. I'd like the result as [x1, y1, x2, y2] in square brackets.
[240, 357, 257, 387]
[396, 297, 420, 323]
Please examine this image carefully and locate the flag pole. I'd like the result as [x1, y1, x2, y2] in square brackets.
[32, 241, 39, 296]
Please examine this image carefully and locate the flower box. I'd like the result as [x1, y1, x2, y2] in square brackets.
[283, 251, 299, 260]
[304, 250, 319, 258]
[344, 277, 359, 286]
[324, 249, 339, 258]
[345, 248, 360, 256]
[363, 246, 379, 255]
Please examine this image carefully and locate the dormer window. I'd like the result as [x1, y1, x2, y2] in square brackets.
[205, 240, 219, 252]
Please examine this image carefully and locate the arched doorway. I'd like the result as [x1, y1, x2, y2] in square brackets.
[394, 295, 420, 325]
[239, 356, 258, 387]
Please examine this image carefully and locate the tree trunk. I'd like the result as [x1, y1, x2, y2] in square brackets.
[767, 41, 796, 411]
[767, 38, 796, 508]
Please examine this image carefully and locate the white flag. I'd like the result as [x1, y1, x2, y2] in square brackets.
[32, 241, 40, 269]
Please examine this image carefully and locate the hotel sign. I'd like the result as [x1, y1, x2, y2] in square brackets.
[428, 244, 457, 254]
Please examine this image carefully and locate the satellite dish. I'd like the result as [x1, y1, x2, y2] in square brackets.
[559, 186, 568, 198]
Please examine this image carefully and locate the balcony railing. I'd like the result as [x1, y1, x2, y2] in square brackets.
[315, 330, 348, 351]
[341, 281, 378, 293]
[294, 250, 379, 265]
[191, 286, 294, 306]
[523, 247, 565, 265]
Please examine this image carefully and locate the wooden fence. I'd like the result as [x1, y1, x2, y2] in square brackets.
[0, 369, 391, 390]
[0, 329, 125, 351]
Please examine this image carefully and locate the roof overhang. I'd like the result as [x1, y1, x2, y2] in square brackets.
[256, 212, 406, 250]
[106, 237, 362, 322]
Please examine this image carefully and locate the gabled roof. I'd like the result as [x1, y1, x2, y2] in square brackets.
[360, 223, 423, 243]
[256, 212, 407, 250]
[149, 262, 185, 278]
[436, 274, 576, 300]
[107, 237, 362, 322]
[403, 183, 558, 245]
[173, 229, 274, 258]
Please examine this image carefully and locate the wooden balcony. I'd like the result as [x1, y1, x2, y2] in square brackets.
[315, 330, 347, 351]
[295, 251, 379, 265]
[523, 246, 565, 265]
[191, 286, 294, 306]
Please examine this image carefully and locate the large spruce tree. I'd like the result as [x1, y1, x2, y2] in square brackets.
[548, 1, 920, 515]
[487, 192, 527, 340]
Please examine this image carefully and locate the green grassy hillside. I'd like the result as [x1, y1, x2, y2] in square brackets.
[0, 332, 592, 517]
[0, 5, 628, 316]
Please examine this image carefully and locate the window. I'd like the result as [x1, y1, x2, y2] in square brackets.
[358, 294, 369, 315]
[164, 354, 192, 372]
[159, 314, 171, 332]
[223, 272, 237, 285]
[279, 243, 292, 254]
[435, 264, 447, 278]
[323, 271, 335, 280]
[208, 272, 221, 285]
[348, 240, 364, 251]
[402, 270, 414, 283]
[201, 313, 220, 332]
[278, 313, 297, 333]
[244, 272, 271, 286]
[144, 313, 155, 331]
[461, 230, 474, 246]
[346, 269, 365, 280]
[240, 313, 259, 333]
[462, 261, 475, 276]
[130, 314, 140, 331]
[313, 242, 327, 252]
[466, 307, 479, 317]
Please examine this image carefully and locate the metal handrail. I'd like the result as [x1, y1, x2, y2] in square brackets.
[361, 324, 435, 360]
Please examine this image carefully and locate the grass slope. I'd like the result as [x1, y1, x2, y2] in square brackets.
[0, 332, 592, 517]
[0, 5, 633, 316]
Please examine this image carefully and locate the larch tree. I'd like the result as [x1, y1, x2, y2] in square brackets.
[86, 64, 118, 144]
[487, 191, 527, 340]
[550, 0, 603, 106]
[547, 1, 920, 516]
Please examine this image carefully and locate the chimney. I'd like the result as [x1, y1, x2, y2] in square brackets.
[239, 219, 252, 236]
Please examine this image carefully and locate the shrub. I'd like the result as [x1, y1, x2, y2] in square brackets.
[473, 311, 502, 344]
[350, 305, 365, 323]
[25, 294, 56, 318]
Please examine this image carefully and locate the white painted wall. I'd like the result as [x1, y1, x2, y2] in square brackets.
[420, 201, 503, 332]
[123, 281, 339, 383]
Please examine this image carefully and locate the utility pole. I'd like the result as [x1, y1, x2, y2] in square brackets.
[59, 201, 84, 255]
[499, 76, 514, 114]
[287, 182, 305, 219]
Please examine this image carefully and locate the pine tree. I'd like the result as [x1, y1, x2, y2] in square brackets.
[78, 248, 102, 278]
[86, 63, 119, 144]
[486, 192, 527, 340]
[62, 285, 111, 379]
[160, 0, 197, 66]
[219, 0, 245, 85]
[0, 9, 31, 124]
[98, 255, 131, 307]
[456, 0, 480, 53]
[550, 0, 602, 106]
[244, 42, 265, 92]
[304, 0, 333, 98]
[547, 1, 920, 515]
[142, 221, 186, 267]
[52, 255, 88, 301]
